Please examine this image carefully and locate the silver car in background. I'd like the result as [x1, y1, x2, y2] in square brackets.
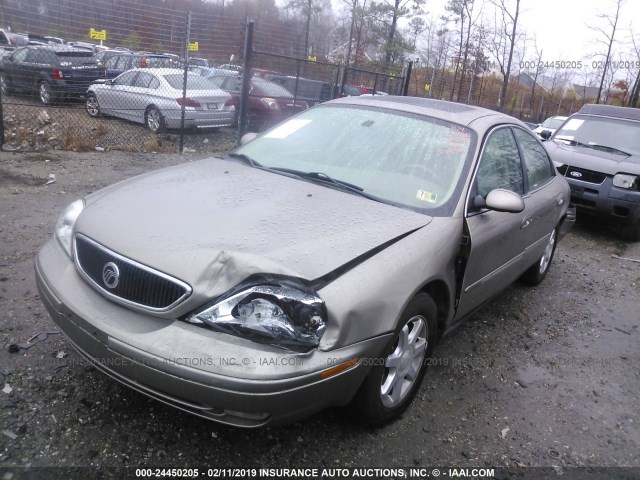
[86, 68, 236, 132]
[37, 97, 575, 428]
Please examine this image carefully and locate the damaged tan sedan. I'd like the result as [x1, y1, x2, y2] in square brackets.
[36, 97, 575, 427]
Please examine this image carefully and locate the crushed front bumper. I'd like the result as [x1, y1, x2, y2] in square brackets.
[35, 238, 389, 427]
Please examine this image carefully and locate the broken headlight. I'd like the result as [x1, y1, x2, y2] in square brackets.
[186, 284, 326, 349]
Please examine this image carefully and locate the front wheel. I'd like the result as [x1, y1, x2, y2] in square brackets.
[521, 228, 557, 286]
[351, 293, 438, 426]
[145, 106, 165, 133]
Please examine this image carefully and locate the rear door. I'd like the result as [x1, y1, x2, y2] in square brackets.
[512, 126, 566, 262]
[456, 126, 529, 318]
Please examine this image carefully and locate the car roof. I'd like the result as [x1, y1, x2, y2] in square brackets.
[116, 52, 173, 58]
[128, 67, 189, 74]
[330, 96, 524, 128]
[577, 104, 640, 122]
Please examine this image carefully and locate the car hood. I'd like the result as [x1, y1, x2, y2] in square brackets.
[76, 157, 431, 312]
[545, 140, 640, 175]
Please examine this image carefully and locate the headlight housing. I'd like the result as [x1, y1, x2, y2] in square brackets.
[613, 174, 639, 191]
[55, 199, 84, 258]
[186, 283, 326, 350]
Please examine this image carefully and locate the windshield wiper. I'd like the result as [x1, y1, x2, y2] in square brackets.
[269, 168, 363, 190]
[554, 138, 631, 156]
[586, 144, 631, 156]
[228, 152, 262, 167]
[267, 167, 387, 202]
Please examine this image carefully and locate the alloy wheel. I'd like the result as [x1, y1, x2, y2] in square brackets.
[380, 315, 428, 408]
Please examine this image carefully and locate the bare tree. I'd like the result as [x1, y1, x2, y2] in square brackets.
[627, 26, 640, 107]
[589, 0, 624, 104]
[488, 0, 521, 111]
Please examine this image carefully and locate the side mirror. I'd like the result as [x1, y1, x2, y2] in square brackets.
[482, 189, 525, 213]
[105, 79, 113, 86]
[240, 132, 257, 145]
[540, 129, 552, 141]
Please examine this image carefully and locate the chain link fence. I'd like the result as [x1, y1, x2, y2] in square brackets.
[0, 0, 412, 154]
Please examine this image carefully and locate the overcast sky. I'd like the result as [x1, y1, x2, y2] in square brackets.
[414, 0, 639, 64]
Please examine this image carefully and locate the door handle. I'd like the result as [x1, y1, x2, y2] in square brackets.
[521, 214, 534, 229]
[557, 196, 564, 206]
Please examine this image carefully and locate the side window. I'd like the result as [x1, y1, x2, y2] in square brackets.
[116, 56, 131, 70]
[12, 48, 29, 62]
[114, 71, 137, 86]
[476, 128, 524, 198]
[148, 76, 160, 89]
[512, 128, 555, 190]
[105, 56, 119, 69]
[133, 72, 152, 88]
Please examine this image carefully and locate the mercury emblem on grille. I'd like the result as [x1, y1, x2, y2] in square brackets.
[102, 262, 120, 289]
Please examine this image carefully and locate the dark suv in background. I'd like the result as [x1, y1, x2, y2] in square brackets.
[0, 44, 104, 104]
[266, 75, 336, 106]
[544, 104, 640, 240]
[103, 53, 176, 79]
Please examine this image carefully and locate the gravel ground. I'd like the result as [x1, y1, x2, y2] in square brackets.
[1, 94, 238, 154]
[0, 149, 639, 480]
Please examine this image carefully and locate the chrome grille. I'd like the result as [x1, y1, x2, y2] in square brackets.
[557, 165, 607, 184]
[74, 234, 191, 312]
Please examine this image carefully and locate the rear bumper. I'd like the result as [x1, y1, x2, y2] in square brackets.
[164, 109, 237, 129]
[35, 238, 388, 427]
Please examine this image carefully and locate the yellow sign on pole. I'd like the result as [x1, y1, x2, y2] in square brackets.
[188, 42, 199, 52]
[424, 83, 431, 92]
[308, 55, 317, 62]
[89, 28, 107, 41]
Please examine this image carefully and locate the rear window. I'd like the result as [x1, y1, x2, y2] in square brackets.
[253, 79, 293, 98]
[163, 74, 220, 90]
[57, 53, 98, 66]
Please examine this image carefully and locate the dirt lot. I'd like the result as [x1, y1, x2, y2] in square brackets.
[0, 149, 639, 479]
[1, 94, 238, 154]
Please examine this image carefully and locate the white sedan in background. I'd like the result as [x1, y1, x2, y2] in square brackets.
[534, 115, 568, 140]
[86, 68, 236, 133]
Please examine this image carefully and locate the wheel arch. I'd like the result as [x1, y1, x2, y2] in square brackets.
[418, 279, 451, 338]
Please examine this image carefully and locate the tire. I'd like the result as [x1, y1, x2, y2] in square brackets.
[39, 81, 55, 105]
[620, 221, 640, 242]
[0, 74, 11, 95]
[521, 228, 557, 286]
[86, 94, 101, 117]
[145, 106, 165, 133]
[351, 292, 438, 427]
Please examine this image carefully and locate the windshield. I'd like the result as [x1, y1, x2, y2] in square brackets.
[553, 114, 640, 157]
[234, 104, 476, 215]
[542, 117, 566, 129]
